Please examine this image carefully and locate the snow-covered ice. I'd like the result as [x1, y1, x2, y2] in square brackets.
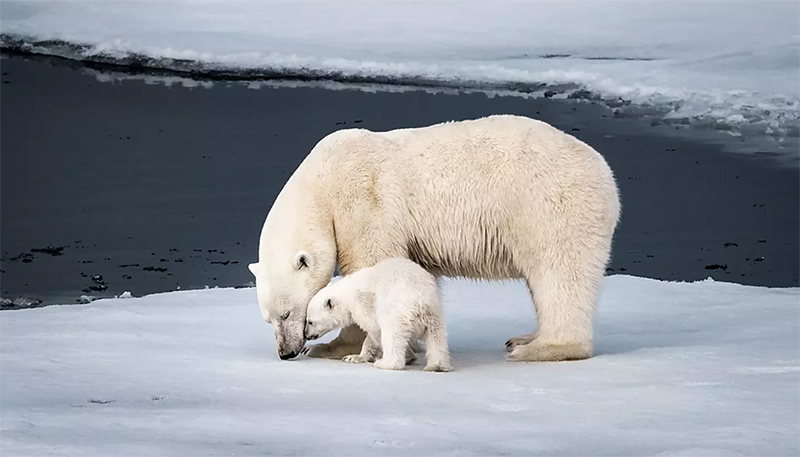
[1, 0, 798, 141]
[1, 275, 798, 456]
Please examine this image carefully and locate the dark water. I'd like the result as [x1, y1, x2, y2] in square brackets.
[2, 54, 798, 307]
[3, 34, 800, 157]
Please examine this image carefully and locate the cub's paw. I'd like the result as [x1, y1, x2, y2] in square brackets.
[373, 358, 405, 371]
[424, 363, 453, 373]
[342, 355, 367, 364]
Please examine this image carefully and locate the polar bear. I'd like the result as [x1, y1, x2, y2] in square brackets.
[248, 114, 620, 362]
[305, 257, 452, 372]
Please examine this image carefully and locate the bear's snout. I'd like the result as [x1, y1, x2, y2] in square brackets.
[278, 350, 300, 360]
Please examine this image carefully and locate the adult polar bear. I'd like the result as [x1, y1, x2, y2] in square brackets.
[248, 114, 620, 362]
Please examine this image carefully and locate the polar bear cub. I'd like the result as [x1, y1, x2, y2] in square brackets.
[305, 257, 452, 372]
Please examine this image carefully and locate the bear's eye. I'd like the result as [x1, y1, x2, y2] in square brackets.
[325, 299, 333, 310]
[280, 311, 290, 320]
[307, 321, 313, 327]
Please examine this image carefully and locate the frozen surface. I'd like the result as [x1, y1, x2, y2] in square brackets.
[1, 0, 798, 141]
[1, 275, 798, 456]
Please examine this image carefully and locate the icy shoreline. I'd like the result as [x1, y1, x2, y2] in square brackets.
[2, 275, 798, 456]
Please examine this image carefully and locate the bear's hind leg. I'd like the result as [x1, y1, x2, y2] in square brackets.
[507, 240, 608, 362]
[306, 324, 366, 359]
[505, 332, 536, 352]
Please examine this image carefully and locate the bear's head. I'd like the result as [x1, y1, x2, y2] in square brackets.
[304, 281, 350, 342]
[248, 240, 336, 360]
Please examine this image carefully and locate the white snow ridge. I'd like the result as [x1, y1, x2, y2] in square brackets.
[1, 0, 798, 143]
[1, 275, 798, 456]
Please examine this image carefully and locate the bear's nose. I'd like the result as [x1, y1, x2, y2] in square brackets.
[279, 350, 299, 360]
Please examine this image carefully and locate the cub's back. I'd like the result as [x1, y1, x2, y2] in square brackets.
[368, 258, 440, 308]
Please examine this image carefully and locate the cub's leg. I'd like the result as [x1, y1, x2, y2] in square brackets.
[423, 314, 453, 372]
[373, 323, 410, 371]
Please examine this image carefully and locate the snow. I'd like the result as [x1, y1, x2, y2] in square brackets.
[2, 275, 798, 456]
[1, 0, 798, 141]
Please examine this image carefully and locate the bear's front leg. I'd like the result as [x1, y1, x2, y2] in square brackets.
[342, 333, 381, 364]
[306, 324, 366, 359]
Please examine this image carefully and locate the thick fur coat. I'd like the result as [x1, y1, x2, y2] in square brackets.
[248, 114, 621, 362]
[305, 257, 452, 372]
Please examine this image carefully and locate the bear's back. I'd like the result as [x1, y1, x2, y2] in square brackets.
[302, 115, 619, 280]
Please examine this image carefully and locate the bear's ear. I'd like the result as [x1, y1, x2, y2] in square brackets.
[248, 263, 260, 277]
[325, 298, 333, 310]
[293, 251, 312, 270]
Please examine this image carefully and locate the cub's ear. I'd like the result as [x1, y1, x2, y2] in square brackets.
[293, 251, 313, 270]
[248, 263, 260, 277]
[325, 298, 333, 310]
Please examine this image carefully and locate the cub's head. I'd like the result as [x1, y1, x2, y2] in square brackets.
[248, 246, 335, 360]
[305, 282, 348, 341]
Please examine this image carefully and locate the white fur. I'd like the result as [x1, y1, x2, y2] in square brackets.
[305, 257, 452, 372]
[248, 114, 621, 362]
